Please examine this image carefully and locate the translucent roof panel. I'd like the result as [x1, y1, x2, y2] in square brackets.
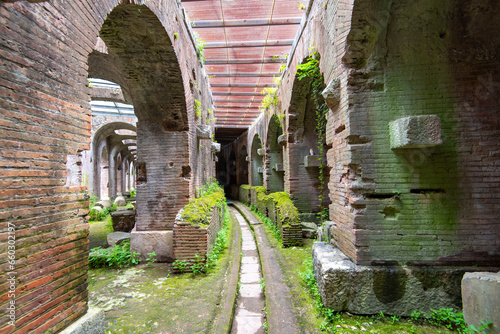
[182, 0, 307, 137]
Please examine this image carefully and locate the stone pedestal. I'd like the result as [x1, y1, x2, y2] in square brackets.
[462, 272, 500, 333]
[313, 242, 480, 316]
[130, 228, 174, 262]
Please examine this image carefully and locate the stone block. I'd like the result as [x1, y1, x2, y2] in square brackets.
[304, 155, 321, 167]
[258, 167, 264, 174]
[462, 272, 500, 333]
[130, 228, 174, 262]
[273, 163, 284, 172]
[313, 242, 469, 316]
[113, 195, 127, 206]
[107, 232, 130, 246]
[245, 156, 250, 161]
[211, 141, 221, 152]
[389, 115, 442, 149]
[111, 210, 136, 232]
[59, 307, 105, 334]
[257, 148, 266, 156]
[316, 221, 336, 242]
[277, 134, 287, 146]
[322, 78, 341, 110]
[196, 124, 212, 139]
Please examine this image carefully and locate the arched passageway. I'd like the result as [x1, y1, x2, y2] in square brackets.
[250, 134, 264, 187]
[266, 115, 285, 193]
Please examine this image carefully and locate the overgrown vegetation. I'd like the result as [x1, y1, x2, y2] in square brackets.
[250, 204, 282, 243]
[193, 31, 205, 63]
[268, 192, 300, 226]
[260, 77, 281, 112]
[296, 51, 329, 222]
[181, 181, 225, 228]
[194, 98, 202, 119]
[89, 240, 141, 269]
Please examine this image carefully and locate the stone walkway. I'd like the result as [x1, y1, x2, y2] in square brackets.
[231, 202, 301, 334]
[230, 207, 266, 333]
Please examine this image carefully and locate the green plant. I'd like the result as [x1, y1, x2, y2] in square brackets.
[181, 181, 225, 228]
[191, 254, 206, 275]
[89, 240, 140, 269]
[206, 207, 230, 271]
[193, 31, 205, 63]
[259, 278, 266, 290]
[130, 188, 136, 197]
[194, 98, 202, 119]
[298, 1, 306, 10]
[174, 33, 178, 40]
[173, 259, 188, 273]
[146, 252, 157, 264]
[296, 51, 329, 222]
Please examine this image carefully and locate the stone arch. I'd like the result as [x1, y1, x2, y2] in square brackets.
[285, 54, 330, 218]
[250, 134, 264, 186]
[94, 4, 192, 232]
[266, 115, 285, 192]
[90, 121, 137, 198]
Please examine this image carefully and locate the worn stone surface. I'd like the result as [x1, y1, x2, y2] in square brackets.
[389, 115, 442, 149]
[130, 228, 174, 262]
[59, 307, 105, 334]
[312, 242, 481, 316]
[322, 78, 341, 110]
[462, 272, 500, 333]
[304, 155, 322, 168]
[107, 232, 131, 247]
[197, 124, 212, 139]
[111, 210, 136, 232]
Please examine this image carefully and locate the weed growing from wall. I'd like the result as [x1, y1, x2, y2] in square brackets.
[297, 51, 329, 221]
[89, 240, 140, 269]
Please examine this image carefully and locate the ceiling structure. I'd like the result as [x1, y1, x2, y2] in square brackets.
[181, 0, 307, 144]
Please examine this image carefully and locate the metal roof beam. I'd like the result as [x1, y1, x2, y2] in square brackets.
[205, 58, 287, 65]
[212, 92, 263, 96]
[204, 39, 294, 48]
[211, 83, 276, 88]
[191, 18, 302, 28]
[213, 99, 263, 103]
[210, 72, 281, 77]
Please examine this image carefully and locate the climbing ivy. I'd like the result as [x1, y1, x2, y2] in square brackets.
[297, 52, 329, 221]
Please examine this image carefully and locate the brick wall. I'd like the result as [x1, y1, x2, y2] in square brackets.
[173, 205, 225, 268]
[0, 0, 215, 332]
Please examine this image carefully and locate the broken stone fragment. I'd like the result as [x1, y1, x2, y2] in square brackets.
[211, 141, 221, 152]
[111, 210, 136, 232]
[277, 134, 287, 146]
[107, 232, 130, 247]
[304, 155, 322, 167]
[389, 115, 442, 149]
[114, 195, 127, 207]
[257, 148, 265, 156]
[96, 199, 112, 209]
[196, 124, 212, 139]
[322, 78, 341, 110]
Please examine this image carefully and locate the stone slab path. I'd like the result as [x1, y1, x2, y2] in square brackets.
[230, 207, 266, 333]
[231, 202, 301, 334]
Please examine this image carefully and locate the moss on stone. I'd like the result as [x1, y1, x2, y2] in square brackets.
[181, 187, 225, 227]
[268, 192, 300, 227]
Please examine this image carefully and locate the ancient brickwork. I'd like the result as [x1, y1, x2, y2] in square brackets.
[0, 1, 214, 332]
[173, 206, 224, 268]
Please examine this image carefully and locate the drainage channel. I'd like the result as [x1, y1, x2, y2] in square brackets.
[229, 206, 266, 334]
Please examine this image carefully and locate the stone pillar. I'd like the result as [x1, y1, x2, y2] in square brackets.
[130, 120, 190, 262]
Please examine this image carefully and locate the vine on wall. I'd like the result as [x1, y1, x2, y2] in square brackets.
[297, 52, 329, 221]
